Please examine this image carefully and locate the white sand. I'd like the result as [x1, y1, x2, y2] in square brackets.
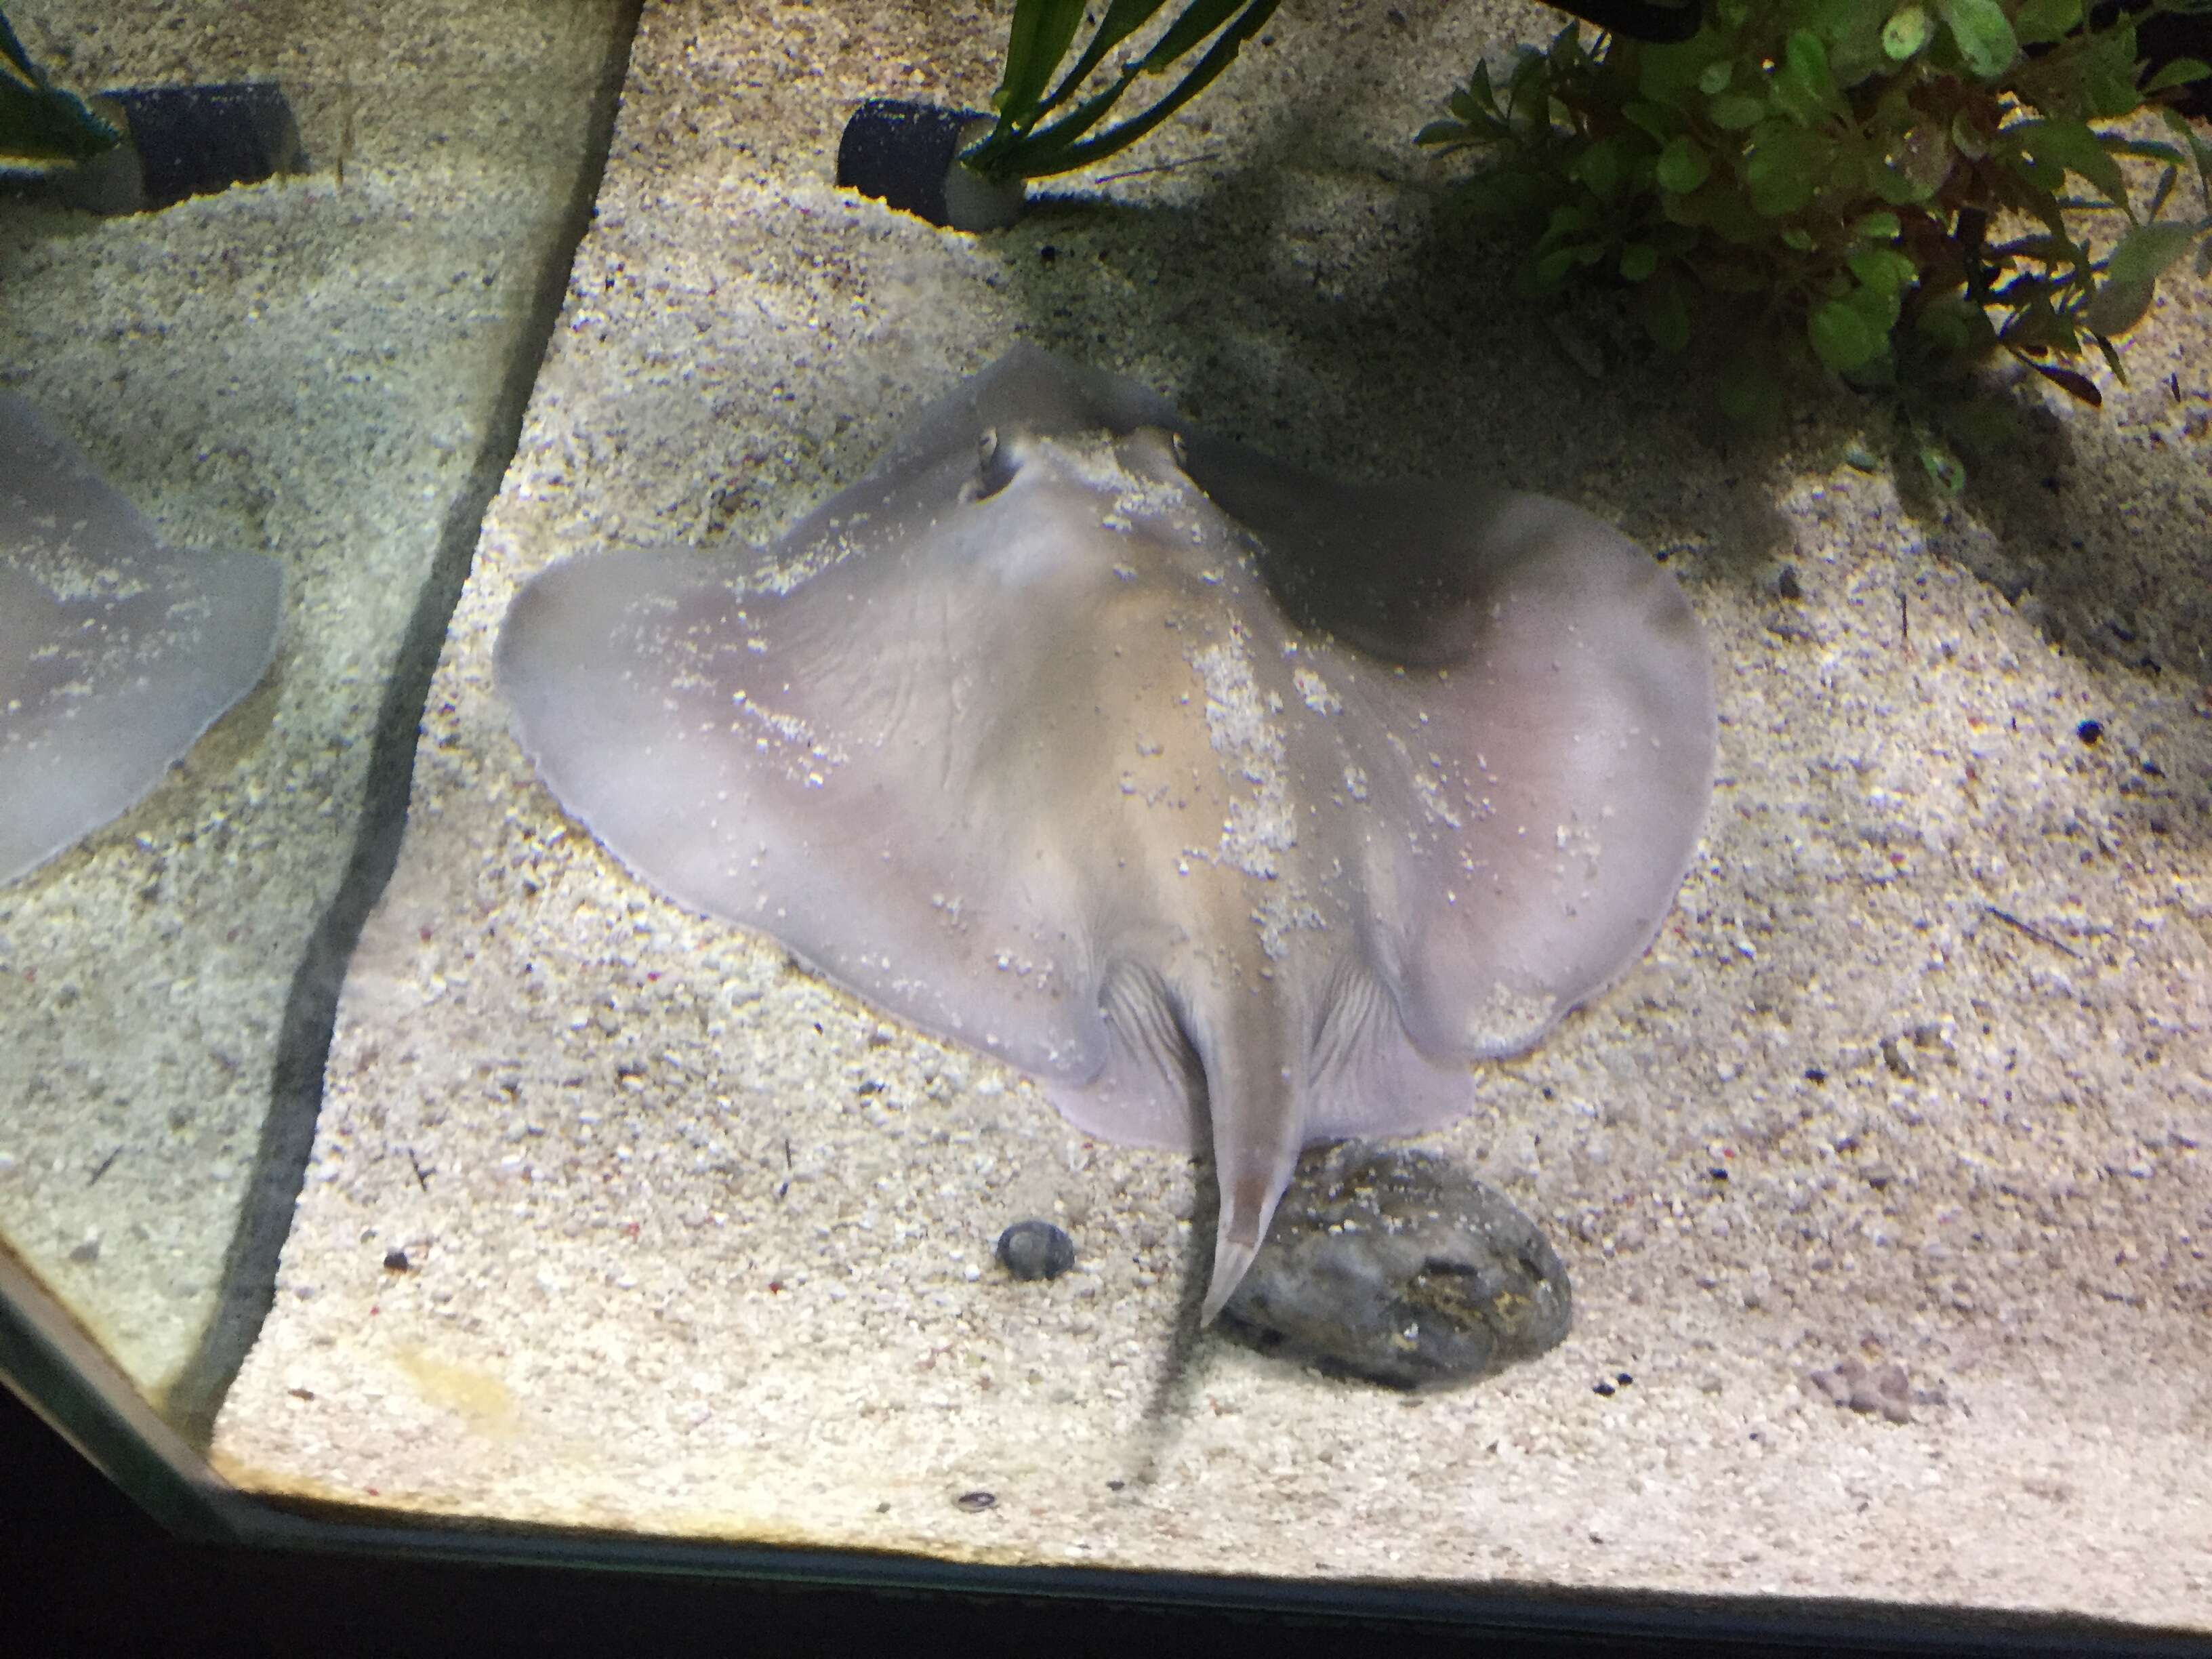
[0, 0, 631, 1401]
[201, 0, 2209, 1626]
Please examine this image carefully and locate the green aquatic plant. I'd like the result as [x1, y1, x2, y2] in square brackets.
[1416, 0, 2212, 440]
[0, 7, 121, 171]
[960, 0, 1284, 182]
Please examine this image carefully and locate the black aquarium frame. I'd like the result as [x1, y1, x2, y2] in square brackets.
[2, 1249, 2199, 1658]
[4, 1, 2208, 1652]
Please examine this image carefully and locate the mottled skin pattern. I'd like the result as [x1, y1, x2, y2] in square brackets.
[498, 348, 1715, 1320]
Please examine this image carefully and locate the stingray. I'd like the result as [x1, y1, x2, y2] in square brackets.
[498, 346, 1715, 1321]
[1, 393, 283, 886]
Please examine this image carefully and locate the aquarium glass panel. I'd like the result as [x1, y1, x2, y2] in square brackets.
[3, 0, 2209, 1637]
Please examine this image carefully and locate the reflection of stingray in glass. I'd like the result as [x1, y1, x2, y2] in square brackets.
[0, 393, 283, 885]
[498, 347, 1716, 1320]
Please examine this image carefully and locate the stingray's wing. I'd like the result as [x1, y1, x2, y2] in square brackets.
[499, 351, 1237, 1145]
[1331, 492, 1712, 1140]
[0, 394, 283, 885]
[1183, 450, 1715, 1141]
[499, 531, 1121, 1088]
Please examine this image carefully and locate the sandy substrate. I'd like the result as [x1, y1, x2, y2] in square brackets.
[211, 0, 2211, 1626]
[0, 0, 630, 1403]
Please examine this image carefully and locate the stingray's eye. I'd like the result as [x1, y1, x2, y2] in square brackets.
[965, 426, 1021, 504]
[1170, 432, 1187, 468]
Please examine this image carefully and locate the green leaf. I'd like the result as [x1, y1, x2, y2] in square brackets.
[1709, 92, 1768, 130]
[1744, 121, 1820, 216]
[1854, 209, 1902, 240]
[1916, 295, 1989, 354]
[1718, 354, 1782, 428]
[1698, 60, 1735, 96]
[1530, 245, 1581, 291]
[994, 0, 1089, 119]
[1139, 0, 1255, 73]
[1538, 201, 1596, 252]
[1847, 245, 1919, 305]
[1572, 137, 1622, 204]
[2009, 119, 2129, 207]
[2000, 148, 2066, 199]
[2079, 30, 2144, 119]
[1809, 298, 1886, 370]
[2107, 220, 2200, 286]
[1032, 0, 1173, 120]
[1465, 62, 1502, 117]
[1506, 48, 1553, 135]
[2159, 105, 2212, 201]
[2013, 0, 2081, 47]
[2143, 58, 2211, 95]
[1623, 100, 1679, 142]
[1938, 0, 2018, 79]
[0, 10, 125, 168]
[1879, 121, 1952, 202]
[1780, 226, 1816, 250]
[1656, 135, 1711, 193]
[2082, 275, 2155, 337]
[1919, 441, 1966, 496]
[1620, 243, 1660, 281]
[1001, 0, 1283, 177]
[1950, 109, 1990, 161]
[1635, 36, 1723, 112]
[1773, 32, 1841, 125]
[1882, 3, 1933, 60]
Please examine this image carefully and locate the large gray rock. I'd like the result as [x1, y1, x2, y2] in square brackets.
[1219, 1143, 1572, 1391]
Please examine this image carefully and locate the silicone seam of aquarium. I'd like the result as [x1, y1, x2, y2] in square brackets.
[147, 0, 647, 1448]
[5, 9, 2205, 1646]
[0, 0, 644, 1457]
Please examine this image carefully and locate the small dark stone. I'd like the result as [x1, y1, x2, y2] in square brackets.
[995, 1219, 1076, 1282]
[1774, 564, 1803, 600]
[1216, 1143, 1572, 1392]
[2077, 719, 2104, 745]
[955, 1490, 996, 1512]
[382, 1248, 411, 1272]
[1616, 1372, 1633, 1385]
[1593, 1380, 1616, 1396]
[1804, 1067, 1828, 1084]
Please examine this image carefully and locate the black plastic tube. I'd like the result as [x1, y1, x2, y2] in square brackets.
[5, 79, 304, 214]
[836, 98, 1023, 231]
[106, 81, 304, 211]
